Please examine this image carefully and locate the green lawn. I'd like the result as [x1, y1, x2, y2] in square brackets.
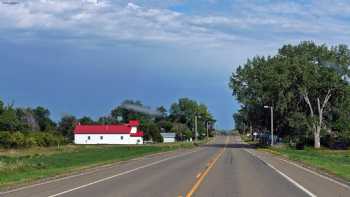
[0, 142, 197, 189]
[268, 147, 350, 181]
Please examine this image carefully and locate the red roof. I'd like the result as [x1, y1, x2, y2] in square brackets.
[74, 120, 143, 137]
[75, 125, 131, 134]
[127, 120, 140, 126]
[130, 131, 144, 137]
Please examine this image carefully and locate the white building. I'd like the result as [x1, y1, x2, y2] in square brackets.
[74, 120, 143, 145]
[160, 132, 176, 143]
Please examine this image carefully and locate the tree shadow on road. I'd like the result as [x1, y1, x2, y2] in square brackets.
[201, 143, 255, 149]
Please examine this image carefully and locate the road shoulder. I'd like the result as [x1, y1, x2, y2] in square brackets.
[258, 148, 350, 187]
[250, 148, 350, 197]
[0, 147, 194, 194]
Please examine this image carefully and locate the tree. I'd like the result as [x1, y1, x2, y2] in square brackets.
[230, 41, 350, 148]
[171, 123, 192, 140]
[157, 106, 167, 117]
[169, 98, 215, 138]
[97, 116, 114, 124]
[141, 122, 162, 142]
[79, 116, 94, 124]
[233, 109, 249, 134]
[110, 100, 152, 124]
[15, 108, 40, 131]
[157, 120, 173, 132]
[0, 99, 4, 114]
[0, 105, 20, 131]
[155, 106, 167, 122]
[58, 115, 77, 140]
[33, 106, 56, 131]
[279, 42, 350, 148]
[169, 98, 198, 126]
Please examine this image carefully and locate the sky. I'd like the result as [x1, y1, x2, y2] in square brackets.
[1, 0, 350, 129]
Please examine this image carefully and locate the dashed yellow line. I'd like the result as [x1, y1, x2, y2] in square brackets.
[196, 172, 202, 179]
[185, 137, 229, 197]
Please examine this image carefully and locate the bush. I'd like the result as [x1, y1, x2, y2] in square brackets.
[10, 132, 26, 148]
[295, 142, 305, 150]
[322, 134, 349, 150]
[0, 131, 12, 148]
[0, 131, 66, 149]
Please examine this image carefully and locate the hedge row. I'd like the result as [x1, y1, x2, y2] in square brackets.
[0, 131, 67, 148]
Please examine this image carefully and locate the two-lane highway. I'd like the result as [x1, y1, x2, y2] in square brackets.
[1, 135, 350, 197]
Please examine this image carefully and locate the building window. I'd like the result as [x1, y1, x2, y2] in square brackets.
[88, 136, 91, 140]
[137, 139, 140, 143]
[100, 136, 103, 140]
[120, 136, 124, 140]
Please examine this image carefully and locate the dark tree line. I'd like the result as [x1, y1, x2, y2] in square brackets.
[0, 97, 215, 147]
[230, 41, 350, 148]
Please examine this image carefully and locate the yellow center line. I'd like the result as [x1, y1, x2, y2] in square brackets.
[196, 172, 202, 179]
[185, 136, 229, 197]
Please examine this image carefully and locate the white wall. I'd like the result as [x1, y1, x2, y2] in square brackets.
[74, 134, 143, 145]
[163, 137, 175, 143]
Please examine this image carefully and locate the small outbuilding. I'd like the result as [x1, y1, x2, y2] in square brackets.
[160, 132, 176, 143]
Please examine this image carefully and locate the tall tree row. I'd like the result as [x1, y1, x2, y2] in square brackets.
[230, 41, 350, 148]
[0, 97, 215, 145]
[108, 98, 216, 142]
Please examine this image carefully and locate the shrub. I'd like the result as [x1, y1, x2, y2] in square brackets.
[0, 131, 67, 149]
[0, 131, 12, 148]
[10, 132, 26, 148]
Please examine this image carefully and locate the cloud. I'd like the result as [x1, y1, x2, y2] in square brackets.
[0, 0, 241, 47]
[0, 0, 350, 48]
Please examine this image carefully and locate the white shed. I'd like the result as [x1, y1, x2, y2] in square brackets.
[160, 133, 176, 143]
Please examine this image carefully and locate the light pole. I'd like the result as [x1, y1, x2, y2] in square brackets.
[206, 121, 209, 141]
[194, 115, 203, 142]
[195, 115, 198, 142]
[264, 105, 274, 146]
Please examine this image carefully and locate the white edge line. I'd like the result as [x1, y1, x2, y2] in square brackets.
[276, 157, 350, 190]
[0, 149, 185, 195]
[47, 149, 200, 197]
[242, 137, 350, 190]
[244, 149, 317, 197]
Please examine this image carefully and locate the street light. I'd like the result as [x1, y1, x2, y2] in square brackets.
[206, 121, 210, 141]
[264, 105, 274, 146]
[194, 115, 201, 142]
[195, 115, 198, 141]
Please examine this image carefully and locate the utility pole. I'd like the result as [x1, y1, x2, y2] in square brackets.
[264, 105, 274, 146]
[271, 106, 274, 146]
[195, 115, 198, 141]
[206, 121, 209, 141]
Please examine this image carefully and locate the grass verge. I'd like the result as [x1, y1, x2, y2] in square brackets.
[0, 142, 197, 189]
[264, 146, 350, 181]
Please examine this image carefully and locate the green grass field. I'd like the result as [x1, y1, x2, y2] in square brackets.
[268, 147, 350, 181]
[0, 142, 197, 188]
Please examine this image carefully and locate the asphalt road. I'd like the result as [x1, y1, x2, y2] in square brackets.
[1, 135, 350, 197]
